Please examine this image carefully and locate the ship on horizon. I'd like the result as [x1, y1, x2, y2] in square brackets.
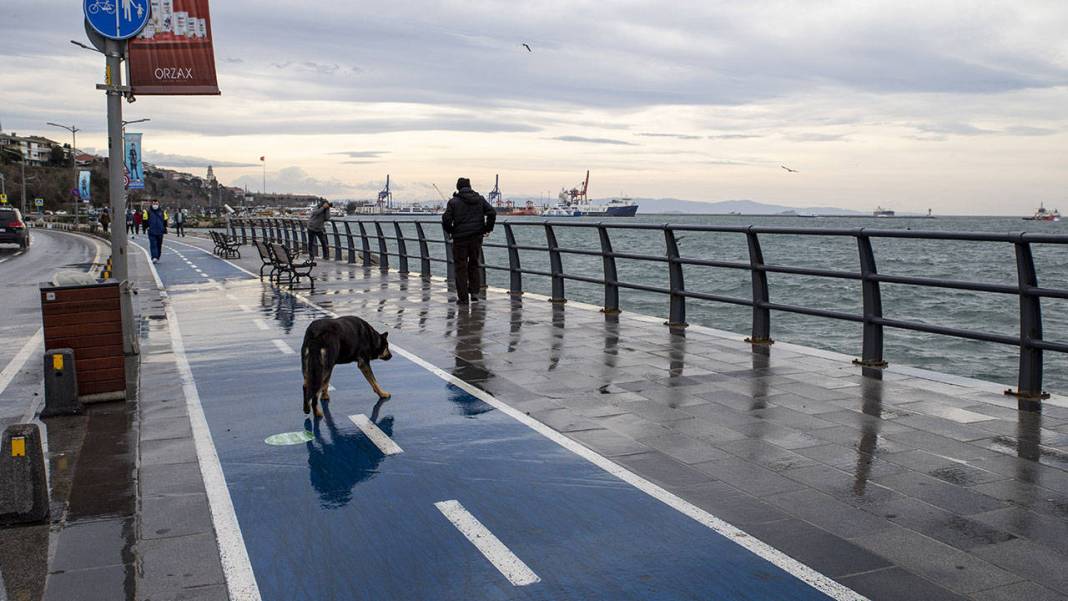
[1024, 203, 1061, 222]
[541, 171, 639, 217]
[873, 206, 895, 217]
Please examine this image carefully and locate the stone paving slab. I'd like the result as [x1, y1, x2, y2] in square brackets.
[171, 233, 1068, 600]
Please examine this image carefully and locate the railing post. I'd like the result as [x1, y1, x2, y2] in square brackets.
[664, 227, 686, 327]
[271, 218, 280, 243]
[260, 218, 269, 242]
[545, 223, 566, 303]
[331, 221, 343, 261]
[281, 218, 292, 247]
[297, 221, 308, 253]
[343, 222, 357, 264]
[229, 219, 238, 240]
[415, 222, 432, 279]
[854, 232, 887, 368]
[239, 219, 248, 244]
[357, 222, 373, 267]
[597, 224, 619, 314]
[745, 228, 772, 344]
[394, 222, 409, 275]
[374, 222, 389, 271]
[504, 223, 522, 295]
[443, 223, 456, 285]
[1008, 239, 1048, 409]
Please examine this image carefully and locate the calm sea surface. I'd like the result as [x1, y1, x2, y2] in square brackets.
[344, 214, 1068, 394]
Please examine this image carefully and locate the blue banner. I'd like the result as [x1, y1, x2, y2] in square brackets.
[124, 133, 145, 190]
[78, 170, 92, 202]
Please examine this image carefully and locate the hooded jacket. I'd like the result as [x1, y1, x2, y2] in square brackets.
[147, 206, 168, 236]
[308, 203, 330, 232]
[442, 187, 495, 241]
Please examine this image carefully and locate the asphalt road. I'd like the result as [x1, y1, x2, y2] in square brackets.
[0, 228, 105, 427]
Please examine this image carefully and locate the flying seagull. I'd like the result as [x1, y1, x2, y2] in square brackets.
[521, 43, 533, 52]
[781, 165, 799, 173]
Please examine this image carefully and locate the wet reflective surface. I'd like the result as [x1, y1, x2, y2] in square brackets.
[133, 236, 1068, 600]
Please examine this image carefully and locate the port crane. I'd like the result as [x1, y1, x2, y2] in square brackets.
[376, 174, 392, 209]
[565, 170, 589, 204]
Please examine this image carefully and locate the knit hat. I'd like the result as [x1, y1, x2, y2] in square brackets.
[456, 177, 471, 190]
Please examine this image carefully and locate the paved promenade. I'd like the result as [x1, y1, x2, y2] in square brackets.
[100, 232, 1068, 600]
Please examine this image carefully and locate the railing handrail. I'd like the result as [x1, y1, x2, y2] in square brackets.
[235, 215, 1068, 409]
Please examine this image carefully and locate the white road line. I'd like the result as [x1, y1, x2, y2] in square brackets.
[271, 339, 295, 355]
[237, 304, 253, 313]
[348, 414, 403, 455]
[132, 241, 262, 601]
[0, 329, 43, 399]
[252, 319, 269, 331]
[167, 229, 866, 599]
[434, 500, 540, 586]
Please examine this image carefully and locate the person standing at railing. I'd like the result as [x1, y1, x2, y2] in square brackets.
[442, 177, 496, 305]
[307, 199, 332, 260]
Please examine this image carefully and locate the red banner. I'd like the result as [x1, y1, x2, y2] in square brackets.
[128, 0, 220, 95]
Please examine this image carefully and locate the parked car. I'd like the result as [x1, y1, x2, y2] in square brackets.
[0, 207, 29, 249]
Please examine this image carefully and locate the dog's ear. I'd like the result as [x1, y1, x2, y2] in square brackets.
[381, 332, 389, 340]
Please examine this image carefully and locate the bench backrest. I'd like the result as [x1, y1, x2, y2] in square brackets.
[271, 242, 295, 267]
[254, 240, 273, 261]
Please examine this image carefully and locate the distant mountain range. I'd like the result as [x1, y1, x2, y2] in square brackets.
[508, 196, 866, 215]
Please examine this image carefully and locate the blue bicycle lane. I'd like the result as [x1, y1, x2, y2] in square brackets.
[137, 239, 858, 601]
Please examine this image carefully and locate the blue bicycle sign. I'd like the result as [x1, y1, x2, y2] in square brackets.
[84, 0, 150, 41]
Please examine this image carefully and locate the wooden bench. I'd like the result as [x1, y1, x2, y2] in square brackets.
[271, 242, 316, 289]
[253, 240, 281, 281]
[210, 231, 242, 258]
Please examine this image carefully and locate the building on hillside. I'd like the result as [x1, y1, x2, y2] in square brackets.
[206, 165, 216, 184]
[0, 132, 62, 166]
[75, 153, 99, 167]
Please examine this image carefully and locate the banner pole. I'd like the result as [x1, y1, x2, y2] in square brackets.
[105, 38, 137, 360]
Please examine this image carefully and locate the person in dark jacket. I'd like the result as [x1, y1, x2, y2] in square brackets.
[126, 209, 135, 236]
[307, 200, 331, 259]
[173, 208, 185, 237]
[98, 208, 110, 233]
[146, 201, 168, 263]
[442, 178, 495, 305]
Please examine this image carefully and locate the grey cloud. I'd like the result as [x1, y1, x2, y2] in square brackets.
[231, 166, 357, 198]
[787, 132, 849, 142]
[142, 151, 257, 169]
[913, 122, 994, 136]
[551, 136, 636, 145]
[332, 151, 389, 158]
[635, 132, 702, 140]
[1003, 125, 1058, 137]
[707, 134, 762, 140]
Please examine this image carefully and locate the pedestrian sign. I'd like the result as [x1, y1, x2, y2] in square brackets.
[0, 193, 7, 204]
[35, 198, 45, 207]
[84, 0, 150, 41]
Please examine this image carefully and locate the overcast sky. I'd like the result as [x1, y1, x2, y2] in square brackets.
[3, 1, 1067, 212]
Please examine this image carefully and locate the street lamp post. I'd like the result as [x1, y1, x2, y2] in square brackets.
[46, 122, 80, 224]
[121, 118, 150, 134]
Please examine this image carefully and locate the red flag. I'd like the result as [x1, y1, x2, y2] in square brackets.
[260, 156, 265, 161]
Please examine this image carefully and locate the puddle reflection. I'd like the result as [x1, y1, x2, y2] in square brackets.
[305, 399, 393, 509]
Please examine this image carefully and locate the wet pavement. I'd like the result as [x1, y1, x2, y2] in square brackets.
[120, 233, 1068, 601]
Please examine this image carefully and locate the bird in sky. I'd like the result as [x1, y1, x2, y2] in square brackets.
[521, 43, 533, 52]
[781, 165, 799, 173]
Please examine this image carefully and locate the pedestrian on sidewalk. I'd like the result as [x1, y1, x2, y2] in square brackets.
[146, 201, 168, 263]
[442, 177, 495, 305]
[133, 208, 143, 235]
[99, 208, 110, 233]
[307, 199, 331, 260]
[126, 209, 135, 236]
[173, 208, 185, 237]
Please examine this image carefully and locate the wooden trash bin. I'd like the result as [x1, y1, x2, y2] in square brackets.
[39, 281, 126, 402]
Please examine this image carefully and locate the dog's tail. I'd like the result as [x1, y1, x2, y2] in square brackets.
[302, 342, 326, 415]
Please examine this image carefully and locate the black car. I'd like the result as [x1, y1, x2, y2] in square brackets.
[0, 207, 29, 249]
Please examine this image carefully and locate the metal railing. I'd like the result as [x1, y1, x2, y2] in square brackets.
[229, 216, 1068, 410]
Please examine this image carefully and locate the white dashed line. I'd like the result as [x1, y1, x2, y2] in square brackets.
[253, 319, 269, 331]
[271, 339, 295, 355]
[348, 414, 403, 455]
[434, 500, 540, 586]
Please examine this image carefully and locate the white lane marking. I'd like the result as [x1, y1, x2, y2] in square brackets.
[272, 339, 295, 355]
[297, 293, 867, 601]
[173, 226, 865, 598]
[133, 241, 262, 601]
[225, 294, 239, 301]
[348, 414, 403, 455]
[0, 329, 43, 399]
[252, 319, 269, 331]
[434, 500, 540, 586]
[237, 304, 253, 313]
[0, 249, 25, 264]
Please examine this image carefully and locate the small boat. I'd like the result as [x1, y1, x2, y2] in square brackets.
[873, 206, 895, 217]
[1023, 204, 1061, 222]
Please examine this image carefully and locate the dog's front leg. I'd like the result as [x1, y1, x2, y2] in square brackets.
[358, 362, 391, 399]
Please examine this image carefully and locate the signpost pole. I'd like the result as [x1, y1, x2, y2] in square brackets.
[104, 38, 136, 358]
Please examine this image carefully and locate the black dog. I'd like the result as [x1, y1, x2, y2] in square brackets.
[302, 316, 392, 417]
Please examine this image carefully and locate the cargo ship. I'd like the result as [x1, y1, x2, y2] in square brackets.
[873, 206, 895, 217]
[540, 171, 639, 217]
[487, 175, 539, 216]
[1024, 204, 1061, 222]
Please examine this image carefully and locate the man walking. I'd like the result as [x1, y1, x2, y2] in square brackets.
[442, 178, 495, 305]
[126, 209, 135, 236]
[307, 199, 331, 259]
[99, 208, 110, 233]
[146, 200, 168, 263]
[173, 208, 185, 237]
[133, 208, 143, 235]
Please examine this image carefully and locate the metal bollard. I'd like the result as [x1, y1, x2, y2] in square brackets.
[41, 349, 80, 417]
[0, 424, 49, 524]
